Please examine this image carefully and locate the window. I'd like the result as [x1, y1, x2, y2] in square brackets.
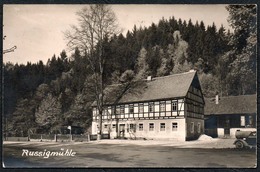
[241, 116, 245, 127]
[191, 122, 194, 133]
[120, 105, 125, 114]
[160, 101, 166, 112]
[116, 106, 120, 114]
[197, 123, 201, 133]
[149, 123, 154, 131]
[129, 104, 134, 113]
[172, 101, 177, 111]
[139, 104, 144, 113]
[139, 124, 143, 131]
[112, 124, 116, 129]
[129, 124, 136, 132]
[104, 124, 108, 129]
[160, 123, 166, 131]
[172, 122, 178, 131]
[149, 102, 154, 112]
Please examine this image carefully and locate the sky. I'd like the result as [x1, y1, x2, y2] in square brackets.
[3, 4, 231, 65]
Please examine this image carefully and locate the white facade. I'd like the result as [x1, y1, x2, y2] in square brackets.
[92, 97, 204, 141]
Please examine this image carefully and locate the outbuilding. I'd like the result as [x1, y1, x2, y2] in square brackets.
[204, 94, 257, 138]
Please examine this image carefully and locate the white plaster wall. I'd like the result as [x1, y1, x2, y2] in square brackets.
[98, 119, 186, 141]
[91, 122, 97, 134]
[217, 128, 224, 138]
[134, 119, 186, 141]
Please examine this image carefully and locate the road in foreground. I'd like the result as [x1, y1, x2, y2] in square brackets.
[3, 141, 256, 168]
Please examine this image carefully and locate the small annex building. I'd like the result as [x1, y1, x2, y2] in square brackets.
[91, 70, 205, 141]
[204, 94, 257, 138]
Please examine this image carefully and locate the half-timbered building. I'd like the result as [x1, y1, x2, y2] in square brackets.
[92, 70, 205, 141]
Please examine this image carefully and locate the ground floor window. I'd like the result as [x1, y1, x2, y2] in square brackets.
[172, 122, 178, 131]
[112, 124, 116, 129]
[139, 123, 143, 131]
[104, 124, 108, 129]
[160, 123, 166, 131]
[149, 123, 154, 131]
[190, 122, 194, 133]
[197, 123, 201, 133]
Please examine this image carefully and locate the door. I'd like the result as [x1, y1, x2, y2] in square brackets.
[119, 124, 125, 138]
[224, 116, 230, 136]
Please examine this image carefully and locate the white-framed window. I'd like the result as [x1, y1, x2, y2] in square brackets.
[172, 122, 178, 131]
[139, 123, 143, 131]
[129, 104, 134, 113]
[191, 122, 194, 133]
[139, 103, 144, 113]
[197, 123, 201, 133]
[116, 106, 120, 114]
[149, 123, 154, 131]
[160, 123, 166, 131]
[172, 101, 177, 111]
[120, 105, 125, 114]
[104, 124, 108, 129]
[112, 124, 116, 129]
[149, 102, 154, 112]
[160, 101, 166, 112]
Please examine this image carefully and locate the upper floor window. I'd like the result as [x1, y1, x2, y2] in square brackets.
[172, 101, 177, 111]
[129, 104, 134, 113]
[149, 102, 154, 112]
[116, 106, 120, 114]
[139, 103, 144, 113]
[160, 101, 166, 112]
[120, 105, 125, 114]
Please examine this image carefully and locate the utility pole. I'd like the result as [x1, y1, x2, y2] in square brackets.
[3, 35, 17, 54]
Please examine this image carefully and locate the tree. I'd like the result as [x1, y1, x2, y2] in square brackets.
[223, 5, 257, 95]
[65, 4, 120, 137]
[135, 47, 150, 80]
[35, 93, 62, 133]
[171, 31, 192, 74]
[10, 98, 36, 136]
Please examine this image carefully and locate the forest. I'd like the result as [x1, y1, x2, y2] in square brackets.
[3, 5, 256, 136]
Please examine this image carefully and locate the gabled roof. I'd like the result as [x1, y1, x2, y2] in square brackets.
[92, 70, 198, 106]
[118, 71, 197, 103]
[204, 94, 257, 115]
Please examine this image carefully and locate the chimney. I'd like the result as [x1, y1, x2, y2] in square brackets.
[147, 76, 152, 81]
[215, 94, 219, 104]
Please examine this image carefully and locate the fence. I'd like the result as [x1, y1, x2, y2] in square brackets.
[5, 134, 110, 142]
